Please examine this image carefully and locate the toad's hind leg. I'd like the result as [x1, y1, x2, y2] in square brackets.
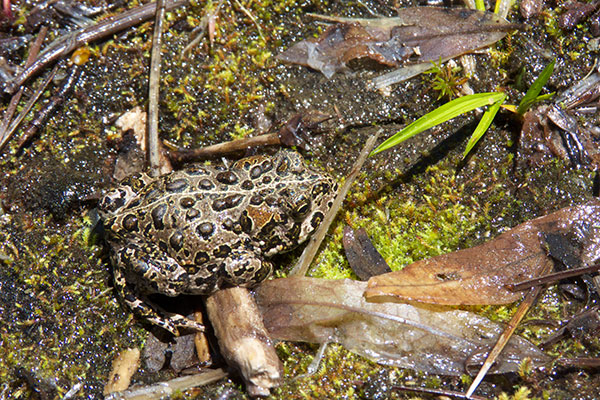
[112, 249, 204, 336]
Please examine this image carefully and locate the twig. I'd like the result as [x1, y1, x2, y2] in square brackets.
[167, 132, 281, 163]
[506, 263, 600, 292]
[4, 0, 188, 94]
[167, 111, 332, 163]
[556, 357, 600, 368]
[233, 0, 264, 40]
[105, 368, 227, 400]
[147, 0, 166, 177]
[393, 385, 487, 400]
[0, 26, 48, 143]
[17, 63, 82, 150]
[0, 65, 59, 151]
[465, 260, 552, 398]
[181, 0, 224, 58]
[290, 129, 381, 276]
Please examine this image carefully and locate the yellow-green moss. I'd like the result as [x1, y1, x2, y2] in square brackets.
[312, 160, 492, 279]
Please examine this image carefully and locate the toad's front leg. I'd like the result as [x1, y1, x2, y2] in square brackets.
[111, 241, 205, 335]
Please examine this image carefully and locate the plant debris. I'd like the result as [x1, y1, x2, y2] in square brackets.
[103, 348, 141, 395]
[3, 0, 189, 94]
[365, 201, 600, 305]
[559, 1, 600, 30]
[519, 71, 600, 169]
[167, 110, 332, 163]
[205, 287, 282, 397]
[277, 7, 520, 78]
[342, 226, 391, 280]
[543, 307, 600, 347]
[255, 277, 550, 376]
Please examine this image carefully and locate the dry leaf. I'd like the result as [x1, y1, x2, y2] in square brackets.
[365, 201, 600, 305]
[343, 226, 391, 280]
[277, 7, 519, 78]
[255, 277, 549, 375]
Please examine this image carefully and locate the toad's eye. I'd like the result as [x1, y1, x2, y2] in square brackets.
[99, 189, 127, 213]
[120, 173, 146, 192]
[291, 195, 312, 219]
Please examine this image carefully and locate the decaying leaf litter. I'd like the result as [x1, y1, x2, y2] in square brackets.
[3, 0, 589, 396]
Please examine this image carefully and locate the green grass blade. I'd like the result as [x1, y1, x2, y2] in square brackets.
[462, 94, 506, 159]
[534, 92, 555, 102]
[517, 58, 555, 115]
[370, 92, 506, 156]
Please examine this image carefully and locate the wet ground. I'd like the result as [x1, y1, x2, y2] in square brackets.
[0, 0, 599, 398]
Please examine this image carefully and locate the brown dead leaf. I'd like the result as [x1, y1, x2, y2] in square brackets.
[277, 7, 519, 78]
[343, 226, 392, 280]
[365, 201, 600, 305]
[255, 277, 549, 375]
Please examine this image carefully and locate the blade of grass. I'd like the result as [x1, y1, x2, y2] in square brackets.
[462, 94, 506, 158]
[533, 92, 555, 102]
[370, 92, 505, 156]
[517, 58, 555, 115]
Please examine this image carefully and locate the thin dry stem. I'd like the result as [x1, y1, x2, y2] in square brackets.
[147, 0, 166, 177]
[290, 129, 381, 276]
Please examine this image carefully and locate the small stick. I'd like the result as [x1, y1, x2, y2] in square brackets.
[0, 65, 59, 151]
[290, 129, 381, 276]
[0, 26, 48, 142]
[167, 131, 281, 163]
[147, 0, 166, 177]
[556, 357, 600, 368]
[105, 368, 227, 400]
[393, 385, 487, 400]
[17, 64, 82, 150]
[506, 263, 600, 292]
[4, 0, 188, 94]
[233, 0, 264, 40]
[465, 260, 552, 398]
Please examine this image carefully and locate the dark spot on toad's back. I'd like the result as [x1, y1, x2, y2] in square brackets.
[216, 171, 239, 185]
[197, 222, 214, 239]
[151, 204, 168, 229]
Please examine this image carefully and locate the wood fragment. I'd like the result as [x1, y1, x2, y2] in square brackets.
[194, 311, 212, 364]
[105, 368, 227, 400]
[104, 348, 141, 395]
[167, 131, 281, 163]
[167, 110, 331, 163]
[205, 287, 282, 396]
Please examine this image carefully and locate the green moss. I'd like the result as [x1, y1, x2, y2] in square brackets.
[312, 159, 492, 279]
[0, 213, 146, 397]
[273, 343, 381, 399]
